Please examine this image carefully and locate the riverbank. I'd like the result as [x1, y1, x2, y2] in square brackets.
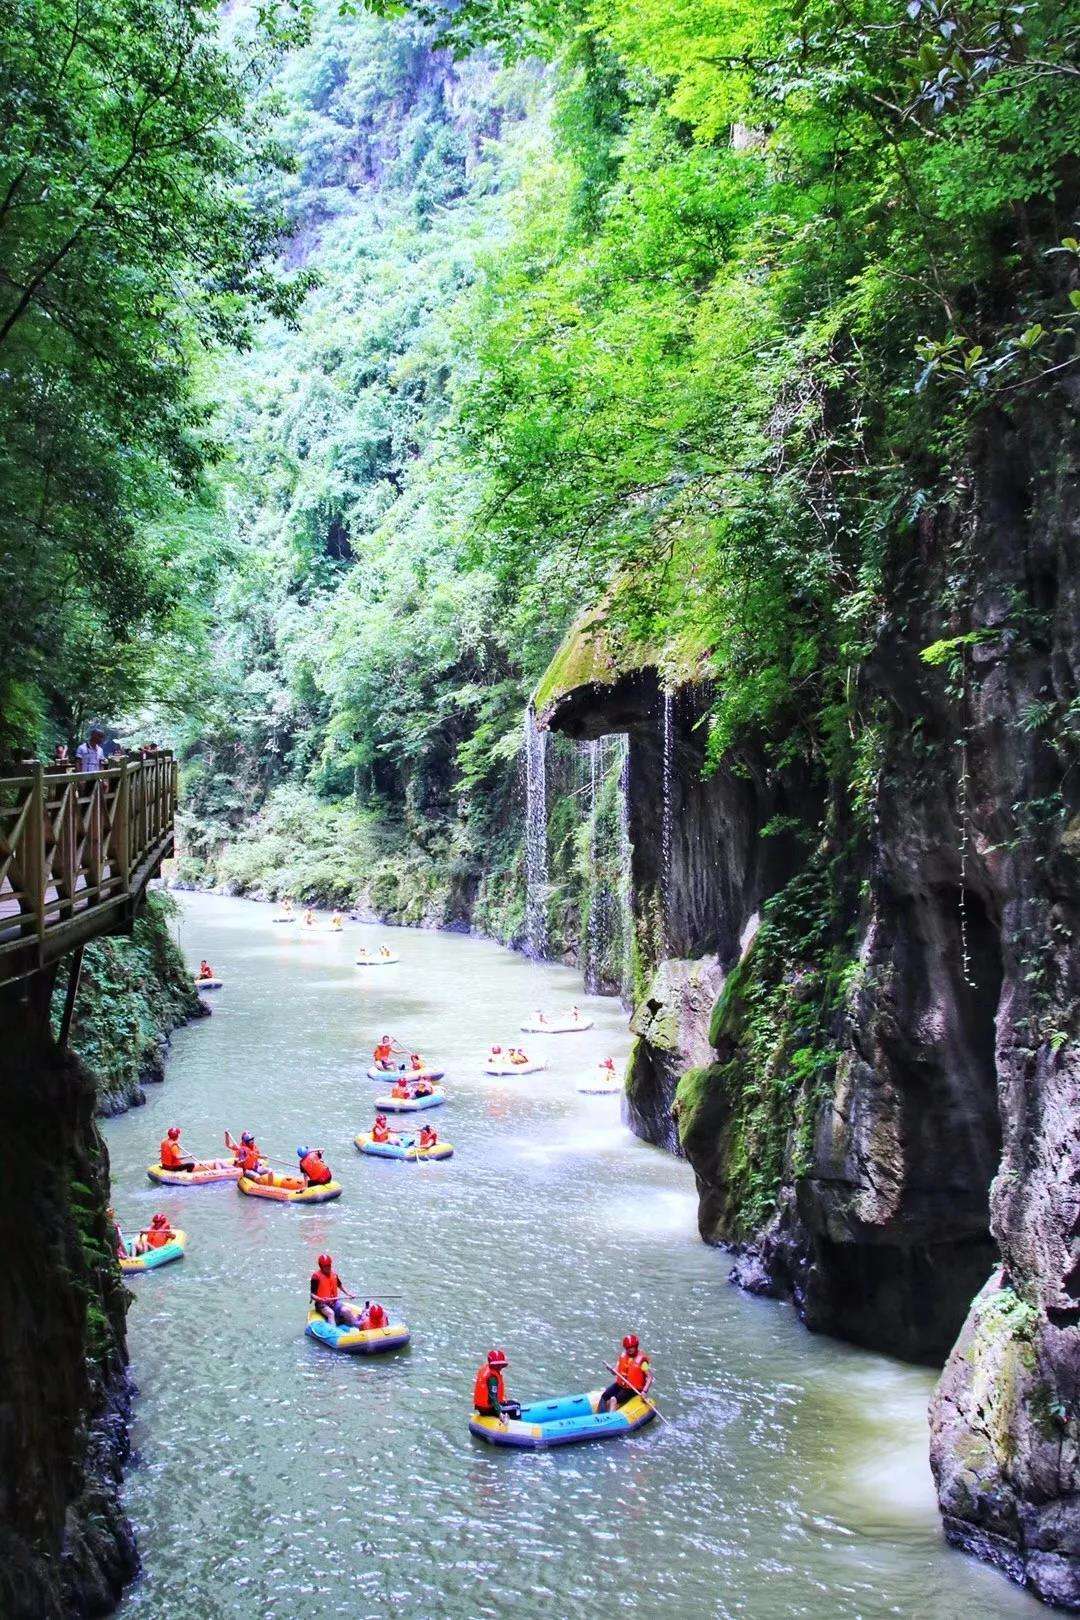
[105, 892, 1040, 1619]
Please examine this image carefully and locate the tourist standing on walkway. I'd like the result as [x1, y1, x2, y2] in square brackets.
[75, 728, 106, 772]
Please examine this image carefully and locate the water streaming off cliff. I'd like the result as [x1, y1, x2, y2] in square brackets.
[523, 707, 550, 959]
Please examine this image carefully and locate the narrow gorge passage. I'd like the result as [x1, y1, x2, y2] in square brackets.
[105, 894, 1039, 1619]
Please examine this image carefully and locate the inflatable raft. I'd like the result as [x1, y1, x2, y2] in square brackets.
[237, 1172, 342, 1204]
[375, 1088, 446, 1113]
[579, 1083, 621, 1095]
[520, 1017, 593, 1034]
[354, 1132, 453, 1162]
[484, 1059, 546, 1076]
[367, 1066, 444, 1084]
[119, 1230, 187, 1272]
[305, 1308, 410, 1354]
[273, 914, 295, 923]
[470, 1389, 655, 1449]
[355, 953, 400, 966]
[147, 1158, 241, 1187]
[193, 976, 222, 990]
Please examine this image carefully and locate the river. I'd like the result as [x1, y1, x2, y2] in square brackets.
[104, 892, 1038, 1619]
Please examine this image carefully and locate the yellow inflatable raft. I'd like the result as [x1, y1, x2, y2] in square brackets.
[237, 1173, 343, 1204]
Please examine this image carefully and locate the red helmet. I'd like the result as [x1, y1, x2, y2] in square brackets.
[487, 1348, 508, 1368]
[317, 1253, 332, 1272]
[151, 1213, 168, 1227]
[375, 1114, 387, 1125]
[167, 1126, 181, 1140]
[622, 1334, 639, 1352]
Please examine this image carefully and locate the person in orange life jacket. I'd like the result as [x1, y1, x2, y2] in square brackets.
[373, 1035, 397, 1071]
[135, 1213, 174, 1255]
[409, 1052, 425, 1072]
[358, 1300, 388, 1330]
[599, 1334, 653, 1411]
[391, 1077, 411, 1100]
[417, 1124, 438, 1150]
[297, 1146, 332, 1186]
[473, 1349, 521, 1424]
[159, 1126, 195, 1173]
[413, 1075, 433, 1097]
[196, 959, 215, 981]
[309, 1253, 361, 1326]
[224, 1129, 264, 1175]
[370, 1113, 397, 1145]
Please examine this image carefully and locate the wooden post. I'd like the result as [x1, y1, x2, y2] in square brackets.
[57, 942, 84, 1049]
[113, 759, 130, 895]
[23, 762, 45, 954]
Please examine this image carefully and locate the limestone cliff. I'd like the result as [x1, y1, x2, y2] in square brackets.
[538, 396, 1080, 1606]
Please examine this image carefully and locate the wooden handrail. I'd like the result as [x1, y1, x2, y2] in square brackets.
[0, 750, 177, 985]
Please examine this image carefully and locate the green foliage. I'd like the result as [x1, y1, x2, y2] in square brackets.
[56, 893, 203, 1109]
[0, 0, 312, 756]
[680, 854, 856, 1239]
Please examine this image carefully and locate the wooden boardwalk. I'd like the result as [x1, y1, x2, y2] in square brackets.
[0, 753, 177, 987]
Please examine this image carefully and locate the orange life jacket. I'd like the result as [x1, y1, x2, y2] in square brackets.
[419, 1128, 436, 1148]
[616, 1351, 649, 1393]
[409, 1057, 423, 1071]
[160, 1138, 183, 1169]
[312, 1269, 341, 1302]
[365, 1303, 387, 1329]
[391, 1081, 409, 1098]
[145, 1227, 172, 1249]
[372, 1122, 390, 1143]
[373, 1043, 392, 1064]
[235, 1142, 260, 1172]
[473, 1365, 505, 1411]
[300, 1152, 331, 1185]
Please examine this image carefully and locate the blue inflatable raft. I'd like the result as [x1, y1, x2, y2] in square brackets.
[354, 1131, 454, 1162]
[119, 1231, 187, 1273]
[469, 1389, 655, 1448]
[305, 1308, 410, 1354]
[375, 1088, 446, 1113]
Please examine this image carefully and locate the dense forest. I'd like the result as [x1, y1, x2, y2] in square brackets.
[2, 0, 1080, 1611]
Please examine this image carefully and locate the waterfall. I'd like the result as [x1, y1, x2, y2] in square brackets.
[523, 708, 550, 959]
[660, 690, 674, 950]
[584, 739, 601, 992]
[617, 735, 633, 997]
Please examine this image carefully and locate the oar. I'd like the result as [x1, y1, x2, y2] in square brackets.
[602, 1360, 667, 1423]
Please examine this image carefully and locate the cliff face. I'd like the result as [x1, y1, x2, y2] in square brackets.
[0, 1009, 135, 1619]
[539, 396, 1080, 1606]
[0, 896, 204, 1617]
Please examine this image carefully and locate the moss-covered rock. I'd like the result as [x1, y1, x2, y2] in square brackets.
[532, 608, 710, 722]
[56, 892, 206, 1117]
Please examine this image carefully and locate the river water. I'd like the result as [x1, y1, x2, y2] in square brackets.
[105, 893, 1037, 1620]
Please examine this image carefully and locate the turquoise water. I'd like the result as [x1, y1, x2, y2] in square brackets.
[105, 892, 1037, 1619]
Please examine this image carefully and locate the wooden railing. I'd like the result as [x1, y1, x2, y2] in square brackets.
[0, 752, 177, 986]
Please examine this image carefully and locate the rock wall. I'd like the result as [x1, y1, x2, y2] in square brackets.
[0, 999, 136, 1619]
[0, 897, 204, 1617]
[539, 396, 1080, 1605]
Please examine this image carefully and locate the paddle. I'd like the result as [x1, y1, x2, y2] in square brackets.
[602, 1360, 667, 1423]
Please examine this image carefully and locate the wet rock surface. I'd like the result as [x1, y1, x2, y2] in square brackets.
[542, 403, 1080, 1603]
[0, 1009, 136, 1619]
